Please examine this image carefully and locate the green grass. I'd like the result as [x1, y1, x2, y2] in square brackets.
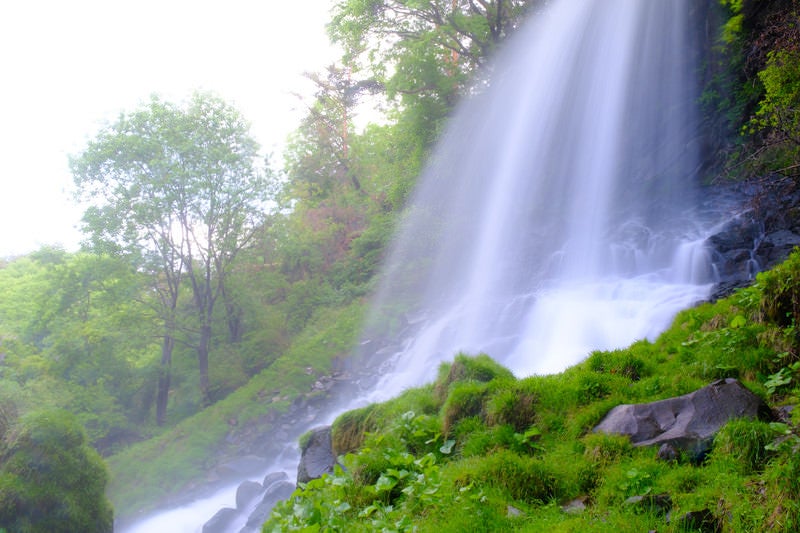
[263, 250, 800, 532]
[106, 300, 366, 519]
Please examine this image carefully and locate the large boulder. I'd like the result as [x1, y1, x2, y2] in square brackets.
[593, 379, 772, 458]
[296, 426, 337, 485]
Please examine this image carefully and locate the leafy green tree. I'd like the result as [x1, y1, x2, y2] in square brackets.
[329, 0, 536, 111]
[0, 410, 113, 532]
[71, 92, 272, 422]
[285, 66, 363, 200]
[0, 249, 157, 450]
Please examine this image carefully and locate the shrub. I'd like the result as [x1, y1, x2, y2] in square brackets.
[0, 410, 114, 533]
[331, 404, 380, 456]
[711, 418, 775, 474]
[582, 432, 634, 466]
[758, 250, 800, 330]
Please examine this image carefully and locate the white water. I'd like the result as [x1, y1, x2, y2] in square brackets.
[119, 0, 726, 530]
[358, 0, 720, 401]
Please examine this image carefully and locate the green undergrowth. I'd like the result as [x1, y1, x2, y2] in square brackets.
[106, 300, 365, 520]
[264, 250, 800, 532]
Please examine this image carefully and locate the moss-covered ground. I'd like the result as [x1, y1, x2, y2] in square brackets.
[264, 250, 800, 532]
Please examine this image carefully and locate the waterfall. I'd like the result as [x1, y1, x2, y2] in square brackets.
[120, 0, 732, 530]
[357, 0, 720, 400]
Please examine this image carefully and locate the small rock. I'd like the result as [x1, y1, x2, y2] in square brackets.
[507, 504, 523, 517]
[201, 507, 238, 533]
[561, 496, 587, 514]
[262, 471, 290, 490]
[235, 480, 263, 510]
[674, 508, 721, 533]
[657, 442, 680, 463]
[775, 405, 795, 424]
[624, 493, 672, 516]
[241, 481, 295, 533]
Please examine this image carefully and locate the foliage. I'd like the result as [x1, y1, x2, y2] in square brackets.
[706, 0, 800, 179]
[434, 352, 514, 402]
[106, 300, 366, 518]
[0, 250, 157, 453]
[328, 0, 536, 105]
[3, 0, 799, 528]
[0, 410, 113, 533]
[256, 247, 800, 532]
[71, 91, 273, 417]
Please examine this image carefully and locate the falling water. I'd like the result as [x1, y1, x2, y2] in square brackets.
[358, 0, 721, 400]
[120, 0, 730, 530]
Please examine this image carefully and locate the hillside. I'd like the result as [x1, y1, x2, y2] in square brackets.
[0, 0, 798, 531]
[264, 250, 800, 532]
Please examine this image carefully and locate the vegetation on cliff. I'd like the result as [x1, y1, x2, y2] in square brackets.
[264, 251, 800, 532]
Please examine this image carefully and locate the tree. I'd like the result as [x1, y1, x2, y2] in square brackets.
[71, 92, 271, 422]
[285, 66, 360, 201]
[328, 0, 536, 109]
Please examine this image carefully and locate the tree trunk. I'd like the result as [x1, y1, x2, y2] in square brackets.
[198, 323, 211, 406]
[221, 282, 243, 343]
[156, 333, 175, 426]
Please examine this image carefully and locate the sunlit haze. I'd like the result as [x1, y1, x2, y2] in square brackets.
[0, 0, 338, 258]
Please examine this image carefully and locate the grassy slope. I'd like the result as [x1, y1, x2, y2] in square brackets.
[263, 250, 800, 532]
[106, 301, 365, 520]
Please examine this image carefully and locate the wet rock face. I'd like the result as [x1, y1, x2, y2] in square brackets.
[707, 177, 800, 300]
[593, 378, 772, 459]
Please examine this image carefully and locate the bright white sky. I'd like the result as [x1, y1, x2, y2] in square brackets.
[0, 0, 339, 258]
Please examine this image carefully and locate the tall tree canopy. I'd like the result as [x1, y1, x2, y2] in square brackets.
[71, 92, 271, 423]
[328, 0, 536, 108]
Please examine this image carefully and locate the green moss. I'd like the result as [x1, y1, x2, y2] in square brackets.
[0, 410, 113, 533]
[441, 380, 489, 435]
[434, 352, 514, 403]
[469, 449, 562, 504]
[485, 380, 537, 432]
[710, 418, 775, 474]
[331, 404, 380, 456]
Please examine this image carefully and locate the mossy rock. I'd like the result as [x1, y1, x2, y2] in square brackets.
[0, 410, 114, 533]
[331, 404, 380, 456]
[485, 381, 537, 432]
[434, 353, 514, 404]
[441, 380, 490, 435]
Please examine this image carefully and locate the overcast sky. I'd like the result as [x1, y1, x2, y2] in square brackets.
[0, 0, 339, 258]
